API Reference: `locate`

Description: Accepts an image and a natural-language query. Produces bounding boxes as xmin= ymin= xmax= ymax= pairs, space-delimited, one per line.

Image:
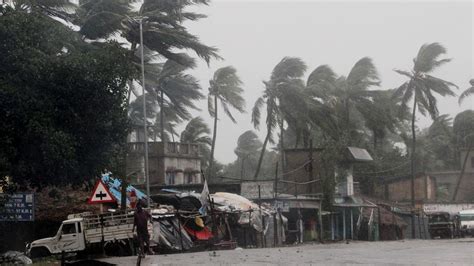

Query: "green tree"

xmin=0 ymin=10 xmax=134 ymax=187
xmin=147 ymin=57 xmax=203 ymax=141
xmin=252 ymin=57 xmax=307 ymax=179
xmin=207 ymin=66 xmax=245 ymax=181
xmin=393 ymin=43 xmax=457 ymax=222
xmin=452 ymin=110 xmax=474 ymax=200
xmin=76 ymin=0 xmax=220 ymax=105
xmin=459 ymin=79 xmax=474 ymax=104
xmin=234 ymin=130 xmax=262 ymax=180
xmin=180 ymin=117 xmax=212 ymax=169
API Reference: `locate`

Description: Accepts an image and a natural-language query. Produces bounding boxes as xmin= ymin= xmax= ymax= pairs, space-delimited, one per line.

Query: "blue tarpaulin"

xmin=101 ymin=173 xmax=149 ymax=208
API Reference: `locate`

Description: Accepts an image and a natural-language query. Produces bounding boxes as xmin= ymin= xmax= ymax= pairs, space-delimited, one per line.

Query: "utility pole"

xmin=308 ymin=139 xmax=313 ymax=194
xmin=139 ymin=18 xmax=151 ymax=207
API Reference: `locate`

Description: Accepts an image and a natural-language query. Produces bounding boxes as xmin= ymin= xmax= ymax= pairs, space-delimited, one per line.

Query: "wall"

xmin=375 ymin=175 xmax=436 ymax=203
xmin=126 ymin=141 xmax=202 ymax=186
xmin=283 ymin=149 xmax=323 ymax=196
xmin=429 ymin=171 xmax=474 ymax=202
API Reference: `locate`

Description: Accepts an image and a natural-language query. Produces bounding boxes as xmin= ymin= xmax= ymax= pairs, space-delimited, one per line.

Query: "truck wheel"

xmin=30 ymin=247 xmax=50 ymax=259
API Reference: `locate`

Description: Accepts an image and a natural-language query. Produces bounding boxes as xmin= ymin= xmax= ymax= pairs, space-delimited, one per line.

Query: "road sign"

xmin=88 ymin=179 xmax=116 ymax=204
xmin=274 ymin=200 xmax=290 ymax=212
xmin=0 ymin=193 xmax=35 ymax=221
xmin=241 ymin=181 xmax=274 ymax=200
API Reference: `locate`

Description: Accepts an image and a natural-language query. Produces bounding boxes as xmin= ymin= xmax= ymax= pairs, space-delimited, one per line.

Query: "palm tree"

xmin=180 ymin=117 xmax=212 ymax=169
xmin=76 ymin=0 xmax=220 ymax=106
xmin=235 ymin=130 xmax=262 ymax=180
xmin=304 ymin=58 xmax=381 ymax=146
xmin=147 ymin=56 xmax=203 ymax=141
xmin=10 ymin=0 xmax=75 ymax=20
xmin=393 ymin=42 xmax=457 ymax=235
xmin=459 ymin=79 xmax=474 ymax=104
xmin=252 ymin=57 xmax=307 ymax=179
xmin=207 ymin=66 xmax=245 ymax=181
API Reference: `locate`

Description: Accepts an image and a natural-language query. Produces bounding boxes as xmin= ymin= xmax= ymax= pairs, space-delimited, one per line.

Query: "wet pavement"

xmin=98 ymin=238 xmax=474 ymax=265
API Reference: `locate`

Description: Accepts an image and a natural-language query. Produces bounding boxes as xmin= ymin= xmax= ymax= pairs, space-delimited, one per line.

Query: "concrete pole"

xmin=350 ymin=208 xmax=354 ymax=240
xmin=139 ymin=18 xmax=151 ymax=207
xmin=342 ymin=209 xmax=346 ymax=240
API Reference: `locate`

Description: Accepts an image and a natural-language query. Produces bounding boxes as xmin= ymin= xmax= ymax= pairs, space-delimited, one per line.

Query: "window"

xmin=62 ymin=223 xmax=76 ymax=235
xmin=166 ymin=172 xmax=176 ymax=185
xmin=186 ymin=172 xmax=195 ymax=184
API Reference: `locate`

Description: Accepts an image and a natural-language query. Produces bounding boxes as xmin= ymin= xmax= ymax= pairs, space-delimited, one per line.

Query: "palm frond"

xmin=346 ymin=57 xmax=380 ymax=90
xmin=207 ymin=95 xmax=215 ymax=118
xmin=252 ymin=97 xmax=264 ymax=129
xmin=271 ymin=57 xmax=307 ymax=80
xmin=414 ymin=42 xmax=450 ymax=73
xmin=459 ymin=84 xmax=474 ymax=104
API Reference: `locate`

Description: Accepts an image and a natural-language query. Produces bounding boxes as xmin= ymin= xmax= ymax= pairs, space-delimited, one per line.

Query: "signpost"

xmin=88 ymin=179 xmax=116 ymax=213
xmin=0 ymin=193 xmax=35 ymax=221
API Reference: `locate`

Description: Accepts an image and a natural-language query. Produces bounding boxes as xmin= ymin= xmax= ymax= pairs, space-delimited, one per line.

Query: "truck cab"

xmin=27 ymin=218 xmax=86 ymax=258
xmin=459 ymin=209 xmax=474 ymax=236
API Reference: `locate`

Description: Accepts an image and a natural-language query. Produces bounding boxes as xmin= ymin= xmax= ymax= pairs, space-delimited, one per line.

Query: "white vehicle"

xmin=458 ymin=209 xmax=474 ymax=236
xmin=26 ymin=211 xmax=153 ymax=258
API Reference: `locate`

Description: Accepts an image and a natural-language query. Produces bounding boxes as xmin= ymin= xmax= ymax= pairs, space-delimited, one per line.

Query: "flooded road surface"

xmin=98 ymin=238 xmax=474 ymax=265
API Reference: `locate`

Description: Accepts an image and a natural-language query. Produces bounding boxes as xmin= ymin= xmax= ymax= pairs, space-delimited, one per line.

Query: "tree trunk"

xmin=280 ymin=119 xmax=285 ymax=170
xmin=208 ymin=95 xmax=218 ymax=182
xmin=160 ymin=89 xmax=165 ymax=142
xmin=452 ymin=143 xmax=473 ymax=201
xmin=254 ymin=129 xmax=271 ymax=180
xmin=410 ymin=97 xmax=417 ymax=238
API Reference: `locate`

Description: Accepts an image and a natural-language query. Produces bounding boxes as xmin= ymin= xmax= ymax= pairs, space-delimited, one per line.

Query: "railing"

xmin=127 ymin=142 xmax=201 ymax=157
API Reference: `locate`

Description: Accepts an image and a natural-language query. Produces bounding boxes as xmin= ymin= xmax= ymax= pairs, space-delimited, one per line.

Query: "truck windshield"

xmin=460 ymin=215 xmax=474 ymax=222
xmin=62 ymin=223 xmax=77 ymax=234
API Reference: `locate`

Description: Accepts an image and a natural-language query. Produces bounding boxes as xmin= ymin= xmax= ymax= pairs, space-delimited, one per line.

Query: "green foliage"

xmin=208 ymin=66 xmax=245 ymax=180
xmin=180 ymin=117 xmax=212 ymax=168
xmin=76 ymin=0 xmax=219 ymax=66
xmin=459 ymin=79 xmax=474 ymax=104
xmin=453 ymin=110 xmax=474 ymax=147
xmin=0 ymin=10 xmax=134 ymax=187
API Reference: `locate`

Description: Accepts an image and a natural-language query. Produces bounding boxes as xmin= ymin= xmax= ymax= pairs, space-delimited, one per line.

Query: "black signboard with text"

xmin=0 ymin=193 xmax=34 ymax=221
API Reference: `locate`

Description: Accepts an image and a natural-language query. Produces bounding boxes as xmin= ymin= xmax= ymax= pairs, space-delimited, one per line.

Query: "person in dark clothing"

xmin=133 ymin=200 xmax=153 ymax=256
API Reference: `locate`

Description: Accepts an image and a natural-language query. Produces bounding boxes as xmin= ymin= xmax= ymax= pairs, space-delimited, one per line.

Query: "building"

xmin=374 ymin=175 xmax=437 ymax=203
xmin=127 ymin=129 xmax=202 ymax=185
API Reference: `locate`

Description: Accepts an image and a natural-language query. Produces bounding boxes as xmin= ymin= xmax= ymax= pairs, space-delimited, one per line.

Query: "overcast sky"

xmin=183 ymin=0 xmax=473 ymax=164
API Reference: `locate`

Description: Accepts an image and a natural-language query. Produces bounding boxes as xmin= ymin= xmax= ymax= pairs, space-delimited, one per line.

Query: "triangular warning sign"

xmin=88 ymin=179 xmax=116 ymax=204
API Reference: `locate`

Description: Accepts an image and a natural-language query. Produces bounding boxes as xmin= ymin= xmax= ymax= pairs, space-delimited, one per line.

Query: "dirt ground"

xmin=98 ymin=238 xmax=474 ymax=265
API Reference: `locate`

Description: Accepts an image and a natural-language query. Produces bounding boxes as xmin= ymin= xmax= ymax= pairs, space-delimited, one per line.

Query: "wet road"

xmin=98 ymin=238 xmax=474 ymax=265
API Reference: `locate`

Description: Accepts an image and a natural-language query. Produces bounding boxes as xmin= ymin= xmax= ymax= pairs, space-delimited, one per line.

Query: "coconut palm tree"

xmin=207 ymin=66 xmax=245 ymax=181
xmin=393 ymin=42 xmax=457 ymax=235
xmin=252 ymin=57 xmax=307 ymax=179
xmin=180 ymin=117 xmax=212 ymax=169
xmin=76 ymin=0 xmax=220 ymax=107
xmin=10 ymin=0 xmax=75 ymax=20
xmin=459 ymin=79 xmax=474 ymax=104
xmin=77 ymin=0 xmax=219 ymax=65
xmin=146 ymin=56 xmax=203 ymax=141
xmin=304 ymin=58 xmax=381 ymax=146
xmin=235 ymin=130 xmax=262 ymax=180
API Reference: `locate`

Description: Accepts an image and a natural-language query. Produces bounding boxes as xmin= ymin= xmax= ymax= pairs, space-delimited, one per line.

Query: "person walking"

xmin=132 ymin=200 xmax=153 ymax=257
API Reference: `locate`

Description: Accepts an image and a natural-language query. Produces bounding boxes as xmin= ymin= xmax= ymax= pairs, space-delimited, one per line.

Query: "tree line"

xmin=0 ymin=1 xmax=473 ymax=193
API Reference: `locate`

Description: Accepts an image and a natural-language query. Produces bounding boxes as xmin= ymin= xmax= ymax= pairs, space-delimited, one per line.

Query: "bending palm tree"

xmin=208 ymin=66 xmax=245 ymax=181
xmin=393 ymin=42 xmax=457 ymax=236
xmin=180 ymin=117 xmax=212 ymax=169
xmin=252 ymin=57 xmax=307 ymax=179
xmin=459 ymin=79 xmax=474 ymax=104
xmin=149 ymin=56 xmax=203 ymax=141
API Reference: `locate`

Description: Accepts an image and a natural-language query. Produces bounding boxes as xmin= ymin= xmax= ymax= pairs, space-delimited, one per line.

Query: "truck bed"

xmin=80 ymin=211 xmax=144 ymax=244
